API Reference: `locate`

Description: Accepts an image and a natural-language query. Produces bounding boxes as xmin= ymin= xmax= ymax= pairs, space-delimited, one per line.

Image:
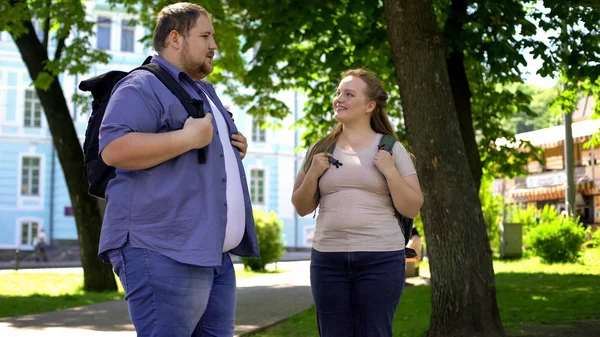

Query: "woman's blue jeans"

xmin=310 ymin=248 xmax=406 ymax=337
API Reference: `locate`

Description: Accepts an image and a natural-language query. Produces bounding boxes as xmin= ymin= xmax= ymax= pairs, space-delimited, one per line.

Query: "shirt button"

xmin=222 ymin=178 xmax=226 ymax=182
xmin=220 ymin=153 xmax=224 ymax=158
xmin=224 ymin=202 xmax=228 ymax=207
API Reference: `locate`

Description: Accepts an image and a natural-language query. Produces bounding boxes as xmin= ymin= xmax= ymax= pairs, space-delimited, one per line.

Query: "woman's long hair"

xmin=301 ymin=68 xmax=398 ymax=174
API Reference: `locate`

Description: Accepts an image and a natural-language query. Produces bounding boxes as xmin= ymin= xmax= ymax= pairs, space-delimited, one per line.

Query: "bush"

xmin=506 ymin=203 xmax=565 ymax=255
xmin=585 ymin=228 xmax=600 ymax=248
xmin=528 ymin=218 xmax=587 ymax=264
xmin=240 ymin=210 xmax=286 ymax=271
xmin=479 ymin=176 xmax=503 ymax=251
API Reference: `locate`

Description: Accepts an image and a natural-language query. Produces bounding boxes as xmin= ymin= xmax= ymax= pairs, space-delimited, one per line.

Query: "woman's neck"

xmin=340 ymin=122 xmax=376 ymax=147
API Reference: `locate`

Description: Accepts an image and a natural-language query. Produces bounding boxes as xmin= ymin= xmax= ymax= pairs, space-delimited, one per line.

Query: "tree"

xmin=383 ymin=1 xmax=504 ymax=335
xmin=501 ymin=84 xmax=563 ymax=134
xmin=0 ymin=0 xmax=116 ymax=291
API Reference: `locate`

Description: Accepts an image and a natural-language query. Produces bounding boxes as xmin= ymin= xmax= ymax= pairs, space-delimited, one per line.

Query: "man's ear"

xmin=167 ymin=30 xmax=182 ymax=50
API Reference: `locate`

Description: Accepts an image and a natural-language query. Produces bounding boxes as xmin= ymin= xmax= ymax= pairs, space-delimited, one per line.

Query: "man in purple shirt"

xmin=98 ymin=3 xmax=259 ymax=336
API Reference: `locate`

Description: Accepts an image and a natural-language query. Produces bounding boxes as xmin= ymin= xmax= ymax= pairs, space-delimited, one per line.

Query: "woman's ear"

xmin=366 ymin=101 xmax=376 ymax=114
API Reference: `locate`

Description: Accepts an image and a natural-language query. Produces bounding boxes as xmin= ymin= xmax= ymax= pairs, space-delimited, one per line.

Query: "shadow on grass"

xmin=248 ymin=273 xmax=600 ymax=337
xmin=496 ymin=272 xmax=600 ymax=329
xmin=0 ymin=292 xmax=127 ymax=331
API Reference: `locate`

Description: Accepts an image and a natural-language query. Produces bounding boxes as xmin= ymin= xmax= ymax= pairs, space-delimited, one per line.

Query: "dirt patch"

xmin=509 ymin=320 xmax=600 ymax=337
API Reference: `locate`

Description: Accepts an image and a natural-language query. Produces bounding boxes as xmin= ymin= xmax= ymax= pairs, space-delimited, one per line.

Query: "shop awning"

xmin=495 ymin=119 xmax=600 ymax=150
xmin=509 ymin=181 xmax=596 ymax=202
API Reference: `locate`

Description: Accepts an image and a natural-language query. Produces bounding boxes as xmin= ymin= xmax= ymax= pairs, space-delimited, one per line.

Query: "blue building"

xmin=0 ymin=2 xmax=316 ymax=259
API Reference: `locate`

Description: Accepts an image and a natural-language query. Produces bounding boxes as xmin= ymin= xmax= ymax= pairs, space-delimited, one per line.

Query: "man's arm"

xmin=99 ymin=75 xmax=213 ymax=170
xmin=103 ymin=115 xmax=213 ymax=170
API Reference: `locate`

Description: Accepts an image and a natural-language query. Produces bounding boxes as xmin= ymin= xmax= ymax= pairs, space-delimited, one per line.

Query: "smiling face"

xmin=180 ymin=15 xmax=217 ymax=80
xmin=332 ymin=76 xmax=375 ymax=124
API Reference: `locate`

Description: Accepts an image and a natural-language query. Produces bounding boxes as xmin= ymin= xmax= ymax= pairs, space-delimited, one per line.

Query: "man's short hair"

xmin=153 ymin=2 xmax=211 ymax=52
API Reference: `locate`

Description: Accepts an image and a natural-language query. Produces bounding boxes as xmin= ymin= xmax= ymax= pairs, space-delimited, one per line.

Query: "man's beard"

xmin=181 ymin=42 xmax=211 ymax=80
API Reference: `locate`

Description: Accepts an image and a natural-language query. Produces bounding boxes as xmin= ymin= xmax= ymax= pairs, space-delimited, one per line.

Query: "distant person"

xmin=34 ymin=228 xmax=48 ymax=262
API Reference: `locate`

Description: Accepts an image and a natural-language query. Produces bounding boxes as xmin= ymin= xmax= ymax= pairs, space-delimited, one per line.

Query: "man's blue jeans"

xmin=310 ymin=248 xmax=406 ymax=337
xmin=107 ymin=241 xmax=236 ymax=337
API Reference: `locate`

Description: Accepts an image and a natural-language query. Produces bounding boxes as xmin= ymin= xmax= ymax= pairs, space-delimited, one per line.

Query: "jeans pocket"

xmin=107 ymin=249 xmax=128 ymax=293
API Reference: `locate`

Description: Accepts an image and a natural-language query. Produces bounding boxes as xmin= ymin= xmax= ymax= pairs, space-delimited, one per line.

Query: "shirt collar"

xmin=150 ymin=54 xmax=194 ymax=83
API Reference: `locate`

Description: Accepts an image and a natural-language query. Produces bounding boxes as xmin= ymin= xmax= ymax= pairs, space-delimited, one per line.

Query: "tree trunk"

xmin=383 ymin=1 xmax=504 ymax=336
xmin=11 ymin=19 xmax=117 ymax=292
xmin=444 ymin=0 xmax=482 ymax=191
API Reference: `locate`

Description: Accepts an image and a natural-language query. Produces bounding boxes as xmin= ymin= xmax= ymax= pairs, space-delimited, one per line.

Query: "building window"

xmin=250 ymin=169 xmax=265 ymax=205
xmin=120 ymin=20 xmax=135 ymax=52
xmin=24 ymin=89 xmax=42 ymax=128
xmin=97 ymin=16 xmax=111 ymax=50
xmin=252 ymin=119 xmax=266 ymax=143
xmin=20 ymin=221 xmax=39 ymax=246
xmin=21 ymin=157 xmax=41 ymax=196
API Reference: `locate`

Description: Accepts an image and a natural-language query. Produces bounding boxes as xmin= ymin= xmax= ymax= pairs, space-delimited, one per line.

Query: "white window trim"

xmin=120 ymin=19 xmax=136 ymax=53
xmin=3 ymin=77 xmax=50 ymax=133
xmin=96 ymin=15 xmax=113 ymax=51
xmin=248 ymin=165 xmax=269 ymax=209
xmin=17 ymin=150 xmax=45 ymax=209
xmin=16 ymin=217 xmax=44 ymax=250
xmin=250 ymin=118 xmax=267 ymax=144
xmin=19 ymin=86 xmax=48 ymax=137
xmin=23 ymin=88 xmax=43 ymax=128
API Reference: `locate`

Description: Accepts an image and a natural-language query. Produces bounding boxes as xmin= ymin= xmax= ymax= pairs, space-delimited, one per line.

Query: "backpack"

xmin=78 ymin=56 xmax=206 ymax=200
xmin=325 ymin=134 xmax=418 ymax=258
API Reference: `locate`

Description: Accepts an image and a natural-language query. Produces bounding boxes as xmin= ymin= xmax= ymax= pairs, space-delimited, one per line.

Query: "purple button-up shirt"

xmin=98 ymin=55 xmax=259 ymax=266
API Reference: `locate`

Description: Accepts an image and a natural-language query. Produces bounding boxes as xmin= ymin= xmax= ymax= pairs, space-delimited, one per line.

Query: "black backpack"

xmin=325 ymin=134 xmax=417 ymax=258
xmin=79 ymin=57 xmax=206 ymax=199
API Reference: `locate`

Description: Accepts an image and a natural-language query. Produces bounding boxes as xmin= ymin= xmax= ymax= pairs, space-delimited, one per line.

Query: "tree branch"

xmin=42 ymin=0 xmax=50 ymax=52
xmin=54 ymin=32 xmax=66 ymax=61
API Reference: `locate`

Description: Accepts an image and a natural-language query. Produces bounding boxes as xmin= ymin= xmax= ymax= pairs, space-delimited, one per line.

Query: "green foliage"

xmin=479 ymin=176 xmax=503 ymax=251
xmin=240 ymin=210 xmax=285 ymax=272
xmin=108 ymin=0 xmax=245 ymax=87
xmin=501 ymin=84 xmax=563 ymax=134
xmin=112 ymin=1 xmax=600 ymax=183
xmin=0 ymin=0 xmax=110 ymax=90
xmin=506 ymin=203 xmax=568 ymax=256
xmin=413 ymin=213 xmax=425 ymax=247
xmin=528 ymin=218 xmax=587 ymax=264
xmin=585 ymin=229 xmax=600 ymax=248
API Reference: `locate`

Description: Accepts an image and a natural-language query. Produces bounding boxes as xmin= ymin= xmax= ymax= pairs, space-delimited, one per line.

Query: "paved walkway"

xmin=0 ymin=260 xmax=314 ymax=337
xmin=0 ymin=251 xmax=313 ymax=270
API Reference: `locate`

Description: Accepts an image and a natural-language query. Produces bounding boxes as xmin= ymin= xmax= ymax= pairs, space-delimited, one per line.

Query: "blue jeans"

xmin=310 ymin=248 xmax=406 ymax=337
xmin=107 ymin=241 xmax=236 ymax=337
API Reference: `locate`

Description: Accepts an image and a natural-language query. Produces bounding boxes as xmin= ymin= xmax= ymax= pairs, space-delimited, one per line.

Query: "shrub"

xmin=506 ymin=203 xmax=565 ymax=255
xmin=479 ymin=176 xmax=503 ymax=251
xmin=528 ymin=217 xmax=587 ymax=264
xmin=585 ymin=228 xmax=600 ymax=248
xmin=240 ymin=210 xmax=285 ymax=271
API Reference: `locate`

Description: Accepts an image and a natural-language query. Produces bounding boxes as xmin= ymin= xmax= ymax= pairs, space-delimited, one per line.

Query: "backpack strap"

xmin=377 ymin=134 xmax=418 ymax=258
xmin=378 ymin=134 xmax=396 ymax=153
xmin=136 ymin=63 xmax=207 ymax=164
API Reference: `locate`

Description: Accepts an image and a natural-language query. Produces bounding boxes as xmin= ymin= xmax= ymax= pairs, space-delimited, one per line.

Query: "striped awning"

xmin=509 ymin=181 xmax=596 ymax=202
xmin=495 ymin=119 xmax=600 ymax=150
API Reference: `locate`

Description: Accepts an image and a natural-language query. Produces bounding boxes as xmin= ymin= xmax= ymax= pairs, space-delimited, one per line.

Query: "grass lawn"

xmin=0 ymin=271 xmax=124 ymax=318
xmin=0 ymin=263 xmax=287 ymax=318
xmin=249 ymin=248 xmax=600 ymax=337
